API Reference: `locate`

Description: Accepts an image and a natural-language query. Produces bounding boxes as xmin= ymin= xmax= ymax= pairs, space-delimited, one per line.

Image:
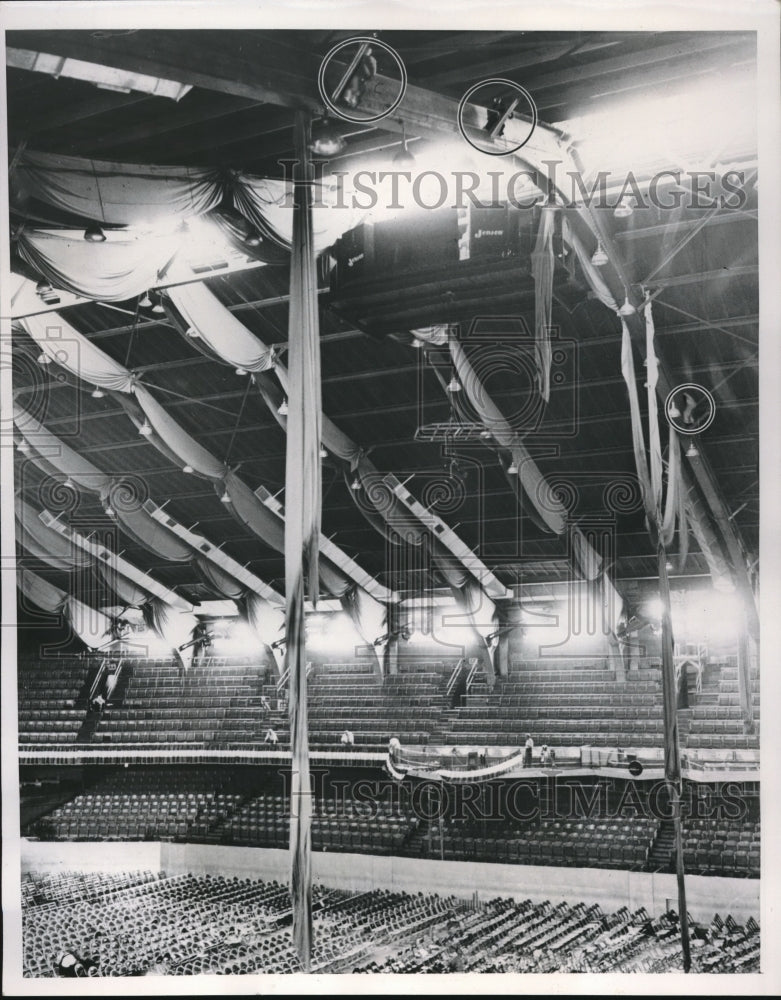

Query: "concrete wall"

xmin=21 ymin=839 xmax=759 ymax=923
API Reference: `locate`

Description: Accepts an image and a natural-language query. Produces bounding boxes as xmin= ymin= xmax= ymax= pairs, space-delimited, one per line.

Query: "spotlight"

xmin=139 ymin=292 xmax=152 ymax=308
xmin=138 ymin=420 xmax=153 ymax=437
xmin=614 ymin=198 xmax=634 ymax=219
xmin=310 ymin=117 xmax=346 ymax=157
xmin=447 ymin=376 xmax=462 ymax=393
xmin=277 ymin=399 xmax=289 ymax=416
xmin=37 ymin=352 xmax=51 ymax=365
xmin=685 ymin=442 xmax=699 ymax=458
xmin=91 ymin=387 xmax=105 ymax=399
xmin=618 ymin=296 xmax=636 ymax=317
xmin=84 ymin=223 xmax=107 ymax=243
xmin=591 ymin=242 xmax=608 ymax=266
xmin=220 ymin=489 xmax=232 ymax=504
xmin=182 ymin=464 xmax=194 ymax=474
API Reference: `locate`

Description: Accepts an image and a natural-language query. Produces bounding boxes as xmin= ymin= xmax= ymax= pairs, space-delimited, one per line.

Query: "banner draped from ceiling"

xmin=530 ymin=206 xmax=555 ymax=403
xmin=17 ymin=568 xmax=115 ymax=650
xmin=16 ymin=228 xmax=180 ymax=302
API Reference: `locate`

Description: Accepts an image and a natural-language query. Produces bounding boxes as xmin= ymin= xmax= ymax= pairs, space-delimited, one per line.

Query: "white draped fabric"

xmin=66 ymin=596 xmax=114 ymax=650
xmin=17 ymin=569 xmax=68 ymax=614
xmin=16 ymin=150 xmax=223 ymax=224
xmin=19 ymin=311 xmax=134 ymax=392
xmin=13 ymin=401 xmax=111 ymax=494
xmin=166 ymin=283 xmax=276 ymax=374
xmin=243 ymin=592 xmax=286 ymax=674
xmin=15 ymin=496 xmax=91 ymax=569
xmin=449 ymin=338 xmax=568 ymax=535
xmin=133 ymin=384 xmax=228 ymax=480
xmin=16 ymin=228 xmax=179 ymax=302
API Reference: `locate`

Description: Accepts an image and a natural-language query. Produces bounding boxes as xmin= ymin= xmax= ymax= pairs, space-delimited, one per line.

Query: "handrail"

xmin=276 ymin=666 xmax=290 ymax=693
xmin=465 ymin=657 xmax=480 ymax=693
xmin=445 ymin=658 xmax=465 ymax=697
xmin=88 ymin=658 xmax=108 ymax=702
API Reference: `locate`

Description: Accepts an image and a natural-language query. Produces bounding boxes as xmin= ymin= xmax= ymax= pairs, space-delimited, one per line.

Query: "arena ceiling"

xmin=7 ymin=29 xmax=758 ymax=613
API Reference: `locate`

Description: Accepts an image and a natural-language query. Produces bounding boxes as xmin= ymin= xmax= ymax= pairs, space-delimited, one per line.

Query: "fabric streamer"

xmin=284 ymin=113 xmax=318 ymax=972
xmin=530 ymin=206 xmax=555 ymax=402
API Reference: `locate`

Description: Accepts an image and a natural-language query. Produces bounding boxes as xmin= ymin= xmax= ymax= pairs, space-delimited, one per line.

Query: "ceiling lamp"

xmin=235 ymin=367 xmax=248 ymax=376
xmin=507 ymin=459 xmax=519 ymax=475
xmin=614 ymin=198 xmax=634 ymax=219
xmin=37 ymin=352 xmax=51 ymax=365
xmin=182 ymin=464 xmax=194 ymax=474
xmin=685 ymin=442 xmax=699 ymax=458
xmin=104 ymin=505 xmax=116 ymax=518
xmin=139 ymin=292 xmax=152 ymax=308
xmin=84 ymin=223 xmax=107 ymax=243
xmin=350 ymin=476 xmax=361 ymax=491
xmin=393 ymin=123 xmax=416 ymax=168
xmin=91 ymin=387 xmax=105 ymax=399
xmin=591 ymin=241 xmax=608 ymax=266
xmin=411 ymin=337 xmax=425 ymax=349
xmin=480 ymin=429 xmax=492 ymax=439
xmin=277 ymin=398 xmax=289 ymax=416
xmin=151 ymin=298 xmax=166 ymax=314
xmin=17 ymin=440 xmax=30 ymax=454
xmin=243 ymin=231 xmax=262 ymax=248
xmin=617 ymin=296 xmax=636 ymax=317
xmin=220 ymin=489 xmax=232 ymax=504
xmin=319 ymin=446 xmax=328 ymax=458
xmin=447 ymin=375 xmax=462 ymax=393
xmin=63 ymin=478 xmax=75 ymax=491
xmin=667 ymin=401 xmax=681 ymax=420
xmin=310 ymin=116 xmax=346 ymax=157
xmin=186 ymin=326 xmax=199 ymax=339
xmin=35 ymin=279 xmax=53 ymax=296
xmin=138 ymin=419 xmax=153 ymax=437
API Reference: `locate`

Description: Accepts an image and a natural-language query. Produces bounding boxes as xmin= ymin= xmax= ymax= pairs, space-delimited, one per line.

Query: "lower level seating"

xmin=21 ymin=869 xmax=760 ymax=976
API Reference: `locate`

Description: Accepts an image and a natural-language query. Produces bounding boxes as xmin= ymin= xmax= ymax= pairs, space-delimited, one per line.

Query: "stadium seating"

xmin=17 ymin=657 xmax=93 ymax=746
xmin=686 ymin=662 xmax=760 ymax=751
xmin=20 ymin=869 xmax=760 ymax=977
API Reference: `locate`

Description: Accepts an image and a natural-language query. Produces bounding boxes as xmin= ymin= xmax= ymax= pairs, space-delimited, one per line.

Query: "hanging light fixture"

xmin=310 ymin=116 xmax=346 ymax=157
xmin=447 ymin=375 xmax=462 ymax=393
xmin=104 ymin=505 xmax=116 ymax=519
xmin=235 ymin=367 xmax=248 ymax=376
xmin=507 ymin=460 xmax=519 ymax=475
xmin=277 ymin=398 xmax=289 ymax=416
xmin=617 ymin=296 xmax=636 ymax=317
xmin=393 ymin=122 xmax=416 ymax=168
xmin=138 ymin=420 xmax=153 ymax=437
xmin=220 ymin=489 xmax=232 ymax=504
xmin=480 ymin=429 xmax=492 ymax=439
xmin=614 ymin=197 xmax=634 ymax=218
xmin=243 ymin=230 xmax=262 ymax=248
xmin=17 ymin=440 xmax=30 ymax=454
xmin=84 ymin=223 xmax=107 ymax=243
xmin=151 ymin=297 xmax=166 ymax=314
xmin=411 ymin=337 xmax=425 ymax=349
xmin=186 ymin=326 xmax=199 ymax=339
xmin=91 ymin=386 xmax=105 ymax=399
xmin=319 ymin=446 xmax=328 ymax=458
xmin=591 ymin=241 xmax=608 ymax=266
xmin=63 ymin=477 xmax=75 ymax=491
xmin=667 ymin=400 xmax=681 ymax=420
xmin=139 ymin=292 xmax=152 ymax=308
xmin=36 ymin=352 xmax=51 ymax=365
xmin=35 ymin=279 xmax=53 ymax=297
xmin=350 ymin=476 xmax=361 ymax=491
xmin=685 ymin=442 xmax=699 ymax=458
xmin=182 ymin=464 xmax=194 ymax=474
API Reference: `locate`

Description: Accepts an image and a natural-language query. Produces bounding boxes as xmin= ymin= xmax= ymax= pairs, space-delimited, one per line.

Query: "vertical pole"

xmin=658 ymin=546 xmax=691 ymax=972
xmin=737 ymin=603 xmax=755 ymax=733
xmin=285 ymin=109 xmax=321 ymax=974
